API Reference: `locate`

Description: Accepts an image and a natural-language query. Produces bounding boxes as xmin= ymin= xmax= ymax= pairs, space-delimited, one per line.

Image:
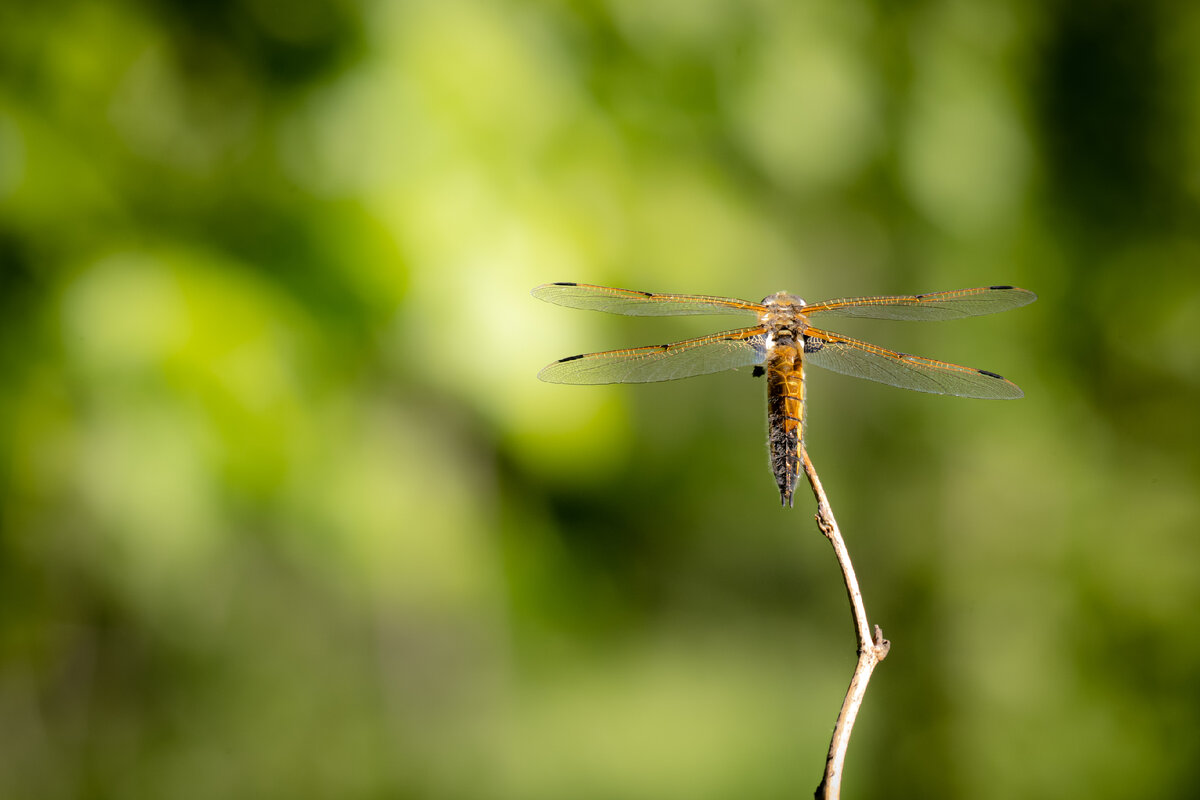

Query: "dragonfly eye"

xmin=762 ymin=291 xmax=806 ymax=308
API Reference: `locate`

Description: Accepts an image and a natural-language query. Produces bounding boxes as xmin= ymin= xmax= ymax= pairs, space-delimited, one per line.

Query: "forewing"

xmin=803 ymin=286 xmax=1037 ymax=321
xmin=532 ymin=283 xmax=763 ymax=317
xmin=803 ymin=329 xmax=1023 ymax=398
xmin=538 ymin=328 xmax=766 ymax=384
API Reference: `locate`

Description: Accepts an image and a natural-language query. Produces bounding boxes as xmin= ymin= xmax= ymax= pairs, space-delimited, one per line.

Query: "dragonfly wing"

xmin=532 ymin=283 xmax=763 ymax=317
xmin=803 ymin=329 xmax=1024 ymax=398
xmin=803 ymin=286 xmax=1037 ymax=321
xmin=539 ymin=328 xmax=767 ymax=384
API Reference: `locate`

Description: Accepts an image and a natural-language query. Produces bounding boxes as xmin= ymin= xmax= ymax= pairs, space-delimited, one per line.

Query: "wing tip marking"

xmin=558 ymin=354 xmax=585 ymax=363
xmin=988 ymin=284 xmax=1014 ymax=290
xmin=978 ymin=369 xmax=1005 ymax=380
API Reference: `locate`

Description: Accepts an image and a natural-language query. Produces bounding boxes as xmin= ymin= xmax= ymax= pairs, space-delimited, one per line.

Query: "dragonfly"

xmin=533 ymin=282 xmax=1037 ymax=507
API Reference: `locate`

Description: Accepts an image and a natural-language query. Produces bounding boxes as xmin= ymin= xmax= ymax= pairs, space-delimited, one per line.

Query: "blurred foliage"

xmin=2 ymin=0 xmax=1199 ymax=798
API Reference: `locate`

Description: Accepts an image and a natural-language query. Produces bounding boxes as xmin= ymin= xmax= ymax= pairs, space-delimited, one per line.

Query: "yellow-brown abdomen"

xmin=765 ymin=346 xmax=805 ymax=506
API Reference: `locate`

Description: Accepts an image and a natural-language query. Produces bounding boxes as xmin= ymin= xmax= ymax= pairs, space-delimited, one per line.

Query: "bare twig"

xmin=801 ymin=448 xmax=891 ymax=800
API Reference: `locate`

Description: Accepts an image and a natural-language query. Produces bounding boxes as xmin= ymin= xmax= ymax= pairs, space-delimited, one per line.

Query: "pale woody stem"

xmin=801 ymin=448 xmax=891 ymax=800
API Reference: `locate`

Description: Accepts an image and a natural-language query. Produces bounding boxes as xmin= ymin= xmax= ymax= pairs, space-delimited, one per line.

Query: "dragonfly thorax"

xmin=759 ymin=292 xmax=811 ymax=347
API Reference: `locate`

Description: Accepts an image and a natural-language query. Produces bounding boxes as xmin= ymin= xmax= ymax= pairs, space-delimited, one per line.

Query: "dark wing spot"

xmin=638 ymin=290 xmax=655 ymax=297
xmin=752 ymin=365 xmax=765 ymax=377
xmin=559 ymin=354 xmax=585 ymax=363
xmin=989 ymin=285 xmax=1013 ymax=290
xmin=803 ymin=337 xmax=824 ymax=354
xmin=658 ymin=344 xmax=669 ymax=351
xmin=552 ymin=282 xmax=577 ymax=286
xmin=915 ymin=293 xmax=928 ymax=300
xmin=978 ymin=369 xmax=1005 ymax=379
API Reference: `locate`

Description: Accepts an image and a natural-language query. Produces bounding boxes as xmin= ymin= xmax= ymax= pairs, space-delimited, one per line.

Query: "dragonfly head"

xmin=762 ymin=291 xmax=806 ymax=309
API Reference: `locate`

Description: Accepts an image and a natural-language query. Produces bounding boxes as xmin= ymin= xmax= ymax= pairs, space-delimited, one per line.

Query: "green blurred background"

xmin=2 ymin=0 xmax=1199 ymax=797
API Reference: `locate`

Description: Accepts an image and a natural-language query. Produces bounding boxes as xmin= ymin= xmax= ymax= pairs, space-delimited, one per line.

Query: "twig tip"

xmin=872 ymin=625 xmax=891 ymax=659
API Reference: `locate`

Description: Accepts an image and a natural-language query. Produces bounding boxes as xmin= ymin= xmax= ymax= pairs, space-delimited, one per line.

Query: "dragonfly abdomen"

xmin=765 ymin=345 xmax=805 ymax=507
